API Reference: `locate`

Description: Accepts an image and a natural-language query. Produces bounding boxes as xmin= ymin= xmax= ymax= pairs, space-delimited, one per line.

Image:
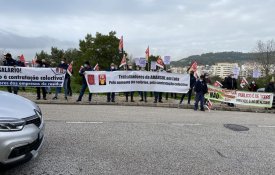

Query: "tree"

xmin=254 ymin=40 xmax=275 ymax=76
xmin=78 ymin=31 xmax=122 ymax=70
xmin=36 ymin=50 xmax=51 ymax=62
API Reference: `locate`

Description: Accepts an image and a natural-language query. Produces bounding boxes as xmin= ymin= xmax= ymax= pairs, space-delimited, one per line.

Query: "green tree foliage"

xmin=78 ymin=31 xmax=122 ymax=70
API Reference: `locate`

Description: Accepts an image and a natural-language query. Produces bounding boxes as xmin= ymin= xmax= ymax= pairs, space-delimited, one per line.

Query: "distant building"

xmin=210 ymin=63 xmax=239 ymax=78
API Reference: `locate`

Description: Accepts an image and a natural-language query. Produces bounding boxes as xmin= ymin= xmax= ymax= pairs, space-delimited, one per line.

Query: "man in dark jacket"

xmin=35 ymin=59 xmax=48 ymax=100
xmin=76 ymin=61 xmax=93 ymax=102
xmin=180 ymin=71 xmax=196 ymax=104
xmin=265 ymin=78 xmax=275 ymax=109
xmin=125 ymin=64 xmax=135 ymax=102
xmin=225 ymin=74 xmax=237 ymax=107
xmin=53 ymin=59 xmax=69 ymax=100
xmin=194 ymin=75 xmax=208 ymax=111
xmin=3 ymin=53 xmax=18 ymax=94
xmin=107 ymin=63 xmax=116 ymax=102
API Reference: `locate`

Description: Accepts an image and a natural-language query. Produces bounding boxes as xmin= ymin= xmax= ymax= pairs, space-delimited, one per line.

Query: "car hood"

xmin=0 ymin=91 xmax=39 ymax=119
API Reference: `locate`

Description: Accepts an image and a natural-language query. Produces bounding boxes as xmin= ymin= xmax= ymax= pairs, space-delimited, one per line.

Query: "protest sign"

xmin=0 ymin=66 xmax=66 ymax=87
xmin=205 ymin=85 xmax=274 ymax=108
xmin=85 ymin=71 xmax=190 ymax=93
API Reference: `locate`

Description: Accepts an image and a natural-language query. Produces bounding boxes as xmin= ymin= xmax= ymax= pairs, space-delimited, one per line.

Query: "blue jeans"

xmin=55 ymin=77 xmax=69 ymax=98
xmin=194 ymin=92 xmax=205 ymax=110
xmin=77 ymin=83 xmax=92 ymax=101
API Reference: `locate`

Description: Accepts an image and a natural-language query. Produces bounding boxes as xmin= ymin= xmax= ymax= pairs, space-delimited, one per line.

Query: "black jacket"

xmin=194 ymin=80 xmax=208 ymax=94
xmin=225 ymin=76 xmax=237 ymax=90
xmin=4 ymin=58 xmax=17 ymax=66
xmin=79 ymin=66 xmax=93 ymax=84
xmin=265 ymin=83 xmax=275 ymax=93
xmin=190 ymin=74 xmax=196 ymax=89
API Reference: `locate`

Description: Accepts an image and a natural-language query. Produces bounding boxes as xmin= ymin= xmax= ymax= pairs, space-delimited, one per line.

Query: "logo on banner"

xmin=87 ymin=75 xmax=95 ymax=85
xmin=99 ymin=74 xmax=106 ymax=85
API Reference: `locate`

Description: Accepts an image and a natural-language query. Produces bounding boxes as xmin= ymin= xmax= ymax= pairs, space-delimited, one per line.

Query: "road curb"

xmin=34 ymin=101 xmax=275 ymax=114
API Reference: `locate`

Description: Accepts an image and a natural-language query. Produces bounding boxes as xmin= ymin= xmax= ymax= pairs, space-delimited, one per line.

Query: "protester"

xmin=53 ymin=59 xmax=69 ymax=100
xmin=194 ymin=75 xmax=208 ymax=111
xmin=3 ymin=53 xmax=18 ymax=94
xmin=107 ymin=63 xmax=116 ymax=102
xmin=165 ymin=69 xmax=177 ymax=100
xmin=225 ymin=73 xmax=237 ymax=107
xmin=265 ymin=78 xmax=275 ymax=93
xmin=179 ymin=70 xmax=196 ymax=104
xmin=76 ymin=61 xmax=93 ymax=102
xmin=138 ymin=66 xmax=147 ymax=102
xmin=265 ymin=77 xmax=275 ymax=109
xmin=16 ymin=56 xmax=26 ymax=92
xmin=153 ymin=67 xmax=163 ymax=103
xmin=248 ymin=81 xmax=258 ymax=92
xmin=35 ymin=59 xmax=47 ymax=100
xmin=124 ymin=64 xmax=135 ymax=102
xmin=203 ymin=73 xmax=212 ymax=84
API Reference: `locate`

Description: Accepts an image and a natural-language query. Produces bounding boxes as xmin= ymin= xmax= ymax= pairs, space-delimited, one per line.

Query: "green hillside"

xmin=171 ymin=52 xmax=254 ymax=67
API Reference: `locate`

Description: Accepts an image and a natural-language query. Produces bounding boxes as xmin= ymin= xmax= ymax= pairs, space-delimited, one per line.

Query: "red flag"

xmin=119 ymin=36 xmax=123 ymax=53
xmin=190 ymin=61 xmax=198 ymax=72
xmin=67 ymin=61 xmax=73 ymax=76
xmin=145 ymin=46 xmax=150 ymax=60
xmin=213 ymin=81 xmax=223 ymax=88
xmin=32 ymin=56 xmax=37 ymax=67
xmin=156 ymin=56 xmax=164 ymax=69
xmin=119 ymin=55 xmax=127 ymax=68
xmin=93 ymin=63 xmax=99 ymax=71
xmin=20 ymin=54 xmax=26 ymax=66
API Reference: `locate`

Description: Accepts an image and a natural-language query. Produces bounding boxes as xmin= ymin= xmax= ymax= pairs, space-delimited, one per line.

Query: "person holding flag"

xmin=154 ymin=57 xmax=165 ymax=103
xmin=53 ymin=59 xmax=70 ymax=100
xmin=180 ymin=70 xmax=196 ymax=105
xmin=76 ymin=61 xmax=93 ymax=102
xmin=194 ymin=75 xmax=208 ymax=111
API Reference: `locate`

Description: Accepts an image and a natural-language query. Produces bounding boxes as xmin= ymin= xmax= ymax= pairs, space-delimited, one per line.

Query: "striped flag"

xmin=93 ymin=63 xmax=99 ymax=71
xmin=145 ymin=46 xmax=150 ymax=61
xmin=240 ymin=77 xmax=249 ymax=88
xmin=119 ymin=55 xmax=127 ymax=68
xmin=67 ymin=61 xmax=73 ymax=76
xmin=119 ymin=36 xmax=123 ymax=53
xmin=156 ymin=56 xmax=164 ymax=69
xmin=214 ymin=81 xmax=223 ymax=88
xmin=205 ymin=99 xmax=213 ymax=112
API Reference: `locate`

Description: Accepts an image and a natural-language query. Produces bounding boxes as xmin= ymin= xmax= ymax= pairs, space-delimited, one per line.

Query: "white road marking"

xmin=66 ymin=121 xmax=104 ymax=124
xmin=257 ymin=125 xmax=275 ymax=128
xmin=171 ymin=123 xmax=202 ymax=126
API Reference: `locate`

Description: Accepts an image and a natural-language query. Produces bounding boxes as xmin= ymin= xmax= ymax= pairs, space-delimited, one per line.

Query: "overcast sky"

xmin=0 ymin=0 xmax=274 ymax=61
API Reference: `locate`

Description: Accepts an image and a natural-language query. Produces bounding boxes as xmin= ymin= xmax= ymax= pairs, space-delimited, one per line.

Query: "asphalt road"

xmin=2 ymin=104 xmax=275 ymax=175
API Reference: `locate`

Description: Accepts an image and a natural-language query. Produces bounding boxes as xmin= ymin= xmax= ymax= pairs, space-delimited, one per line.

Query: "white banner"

xmin=85 ymin=71 xmax=190 ymax=93
xmin=0 ymin=66 xmax=66 ymax=87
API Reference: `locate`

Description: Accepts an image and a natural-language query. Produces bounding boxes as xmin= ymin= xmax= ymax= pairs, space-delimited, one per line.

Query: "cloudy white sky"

xmin=0 ymin=0 xmax=274 ymax=61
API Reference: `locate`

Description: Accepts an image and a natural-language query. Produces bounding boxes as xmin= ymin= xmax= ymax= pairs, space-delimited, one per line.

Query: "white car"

xmin=0 ymin=91 xmax=45 ymax=166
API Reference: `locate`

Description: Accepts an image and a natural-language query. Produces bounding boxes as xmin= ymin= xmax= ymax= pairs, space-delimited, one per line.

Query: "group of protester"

xmin=2 ymin=53 xmax=72 ymax=100
xmin=2 ymin=53 xmax=275 ymax=111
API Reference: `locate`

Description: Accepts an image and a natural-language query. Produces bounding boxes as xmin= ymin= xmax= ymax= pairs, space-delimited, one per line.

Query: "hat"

xmin=4 ymin=53 xmax=11 ymax=57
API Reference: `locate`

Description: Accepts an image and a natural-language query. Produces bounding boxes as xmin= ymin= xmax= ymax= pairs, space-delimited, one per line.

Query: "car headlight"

xmin=0 ymin=119 xmax=26 ymax=132
xmin=34 ymin=109 xmax=42 ymax=119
